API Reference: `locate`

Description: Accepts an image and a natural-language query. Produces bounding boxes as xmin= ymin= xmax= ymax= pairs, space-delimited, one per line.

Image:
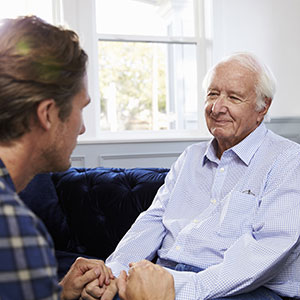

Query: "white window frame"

xmin=61 ymin=0 xmax=212 ymax=142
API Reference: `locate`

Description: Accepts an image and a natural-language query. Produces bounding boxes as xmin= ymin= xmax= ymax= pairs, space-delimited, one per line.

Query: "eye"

xmin=229 ymin=95 xmax=243 ymax=103
xmin=206 ymin=91 xmax=219 ymax=99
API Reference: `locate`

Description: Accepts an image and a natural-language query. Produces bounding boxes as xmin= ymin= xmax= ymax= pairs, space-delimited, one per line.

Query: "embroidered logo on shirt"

xmin=242 ymin=189 xmax=255 ymax=196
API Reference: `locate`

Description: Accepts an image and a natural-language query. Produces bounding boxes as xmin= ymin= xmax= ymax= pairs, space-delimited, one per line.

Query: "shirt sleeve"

xmin=106 ymin=150 xmax=187 ymax=276
xmin=166 ymin=153 xmax=300 ymax=300
xmin=0 ymin=195 xmax=61 ymax=299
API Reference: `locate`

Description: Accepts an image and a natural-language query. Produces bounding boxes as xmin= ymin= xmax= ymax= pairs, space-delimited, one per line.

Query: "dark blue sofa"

xmin=19 ymin=167 xmax=169 ymax=279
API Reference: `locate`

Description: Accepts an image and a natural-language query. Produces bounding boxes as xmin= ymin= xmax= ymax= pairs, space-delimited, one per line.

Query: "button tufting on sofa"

xmin=20 ymin=167 xmax=169 ymax=279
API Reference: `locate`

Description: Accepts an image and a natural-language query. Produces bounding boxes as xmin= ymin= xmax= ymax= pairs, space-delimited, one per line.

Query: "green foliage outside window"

xmin=98 ymin=41 xmax=167 ymax=131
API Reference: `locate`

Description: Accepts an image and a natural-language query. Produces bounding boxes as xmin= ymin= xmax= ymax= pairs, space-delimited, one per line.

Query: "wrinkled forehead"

xmin=209 ymin=60 xmax=258 ymax=92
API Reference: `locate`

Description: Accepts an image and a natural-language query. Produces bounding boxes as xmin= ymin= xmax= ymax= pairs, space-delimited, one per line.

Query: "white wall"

xmin=211 ymin=0 xmax=300 ymax=118
xmin=71 ymin=139 xmax=202 ymax=168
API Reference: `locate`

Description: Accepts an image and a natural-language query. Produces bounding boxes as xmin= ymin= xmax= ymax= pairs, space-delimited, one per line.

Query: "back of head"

xmin=202 ymin=52 xmax=277 ymax=111
xmin=0 ymin=16 xmax=88 ymax=142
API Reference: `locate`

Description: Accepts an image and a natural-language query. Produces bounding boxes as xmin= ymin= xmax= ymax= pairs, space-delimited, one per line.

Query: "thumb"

xmin=117 ymin=271 xmax=127 ymax=299
xmin=78 ymin=267 xmax=101 ymax=287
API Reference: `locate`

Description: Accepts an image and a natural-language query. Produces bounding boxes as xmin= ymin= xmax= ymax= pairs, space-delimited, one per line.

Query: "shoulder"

xmin=171 ymin=141 xmax=209 ymax=167
xmin=169 ymin=141 xmax=209 ymax=175
xmin=256 ymin=130 xmax=300 ymax=177
xmin=265 ymin=130 xmax=300 ymax=155
xmin=183 ymin=140 xmax=210 ymax=156
xmin=0 ymin=189 xmax=53 ymax=243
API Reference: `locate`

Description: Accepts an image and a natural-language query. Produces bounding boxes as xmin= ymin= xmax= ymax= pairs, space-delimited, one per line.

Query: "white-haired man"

xmin=83 ymin=53 xmax=300 ymax=300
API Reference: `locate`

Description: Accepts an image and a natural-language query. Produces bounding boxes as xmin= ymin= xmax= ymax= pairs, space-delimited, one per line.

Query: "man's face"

xmin=44 ymin=75 xmax=90 ymax=172
xmin=204 ymin=61 xmax=268 ymax=154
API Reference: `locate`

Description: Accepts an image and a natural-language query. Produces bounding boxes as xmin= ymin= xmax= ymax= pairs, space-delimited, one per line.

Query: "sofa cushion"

xmin=19 ymin=173 xmax=72 ymax=251
xmin=52 ymin=167 xmax=169 ymax=259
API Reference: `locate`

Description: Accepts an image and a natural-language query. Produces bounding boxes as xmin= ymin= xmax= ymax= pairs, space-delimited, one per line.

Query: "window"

xmin=1 ymin=0 xmax=211 ymax=141
xmin=93 ymin=0 xmax=210 ymax=140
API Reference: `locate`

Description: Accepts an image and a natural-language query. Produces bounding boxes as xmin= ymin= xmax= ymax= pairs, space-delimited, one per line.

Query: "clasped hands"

xmin=80 ymin=259 xmax=175 ymax=300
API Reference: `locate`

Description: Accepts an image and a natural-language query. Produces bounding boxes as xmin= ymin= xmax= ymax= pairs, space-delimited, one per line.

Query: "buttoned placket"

xmin=210 ymin=153 xmax=232 ymax=205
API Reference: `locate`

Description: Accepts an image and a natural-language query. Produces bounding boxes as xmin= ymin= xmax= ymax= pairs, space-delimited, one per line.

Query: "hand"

xmin=80 ymin=278 xmax=105 ymax=300
xmin=80 ymin=278 xmax=118 ymax=300
xmin=59 ymin=257 xmax=114 ymax=300
xmin=100 ymin=279 xmax=118 ymax=300
xmin=117 ymin=260 xmax=175 ymax=300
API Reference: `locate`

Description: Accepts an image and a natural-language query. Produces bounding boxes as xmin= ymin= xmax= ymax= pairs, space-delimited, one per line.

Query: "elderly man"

xmin=83 ymin=53 xmax=300 ymax=300
xmin=0 ymin=16 xmax=174 ymax=300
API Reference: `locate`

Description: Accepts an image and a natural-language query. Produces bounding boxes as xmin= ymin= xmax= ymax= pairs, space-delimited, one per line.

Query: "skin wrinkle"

xmin=204 ymin=61 xmax=270 ymax=158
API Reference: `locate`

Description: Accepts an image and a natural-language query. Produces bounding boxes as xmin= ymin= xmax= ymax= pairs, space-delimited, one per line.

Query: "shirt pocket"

xmin=217 ymin=191 xmax=256 ymax=238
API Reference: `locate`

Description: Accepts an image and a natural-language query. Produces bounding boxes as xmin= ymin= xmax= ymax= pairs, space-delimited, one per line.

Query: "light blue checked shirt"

xmin=106 ymin=123 xmax=300 ymax=299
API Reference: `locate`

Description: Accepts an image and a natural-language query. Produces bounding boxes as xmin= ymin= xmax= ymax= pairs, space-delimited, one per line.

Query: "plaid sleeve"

xmin=0 ymin=189 xmax=61 ymax=299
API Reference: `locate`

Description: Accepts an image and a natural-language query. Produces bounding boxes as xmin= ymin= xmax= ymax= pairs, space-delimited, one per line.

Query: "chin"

xmin=50 ymin=159 xmax=72 ymax=173
xmin=60 ymin=160 xmax=72 ymax=172
xmin=211 ymin=128 xmax=228 ymax=138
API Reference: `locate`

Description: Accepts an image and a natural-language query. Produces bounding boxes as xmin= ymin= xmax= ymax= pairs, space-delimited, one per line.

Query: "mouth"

xmin=212 ymin=118 xmax=230 ymax=126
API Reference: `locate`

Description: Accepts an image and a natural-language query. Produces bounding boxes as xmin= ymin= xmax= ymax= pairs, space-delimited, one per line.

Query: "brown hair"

xmin=0 ymin=16 xmax=88 ymax=142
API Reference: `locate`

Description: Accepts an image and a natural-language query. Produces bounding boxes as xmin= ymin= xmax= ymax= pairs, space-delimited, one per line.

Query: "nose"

xmin=79 ymin=122 xmax=86 ymax=135
xmin=211 ymin=95 xmax=227 ymax=114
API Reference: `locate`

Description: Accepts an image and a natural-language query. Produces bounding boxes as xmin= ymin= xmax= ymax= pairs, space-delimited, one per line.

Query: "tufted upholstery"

xmin=20 ymin=167 xmax=169 ymax=278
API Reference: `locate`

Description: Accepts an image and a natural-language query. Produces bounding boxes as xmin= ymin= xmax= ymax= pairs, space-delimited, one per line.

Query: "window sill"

xmin=77 ymin=130 xmax=211 ymax=144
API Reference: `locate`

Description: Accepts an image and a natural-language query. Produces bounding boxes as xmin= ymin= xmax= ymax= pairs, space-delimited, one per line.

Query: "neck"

xmin=215 ymin=141 xmax=229 ymax=159
xmin=0 ymin=136 xmax=39 ymax=193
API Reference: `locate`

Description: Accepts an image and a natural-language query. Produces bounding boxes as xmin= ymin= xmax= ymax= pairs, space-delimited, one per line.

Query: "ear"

xmin=257 ymin=97 xmax=272 ymax=123
xmin=36 ymin=99 xmax=57 ymax=131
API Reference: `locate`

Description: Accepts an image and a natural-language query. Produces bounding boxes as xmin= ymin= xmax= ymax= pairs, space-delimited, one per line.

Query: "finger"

xmin=75 ymin=257 xmax=104 ymax=274
xmin=103 ymin=265 xmax=111 ymax=285
xmin=81 ymin=288 xmax=100 ymax=300
xmin=98 ymin=264 xmax=110 ymax=286
xmin=97 ymin=262 xmax=114 ymax=286
xmin=102 ymin=265 xmax=114 ymax=285
xmin=84 ymin=278 xmax=104 ymax=298
xmin=117 ymin=270 xmax=127 ymax=299
xmin=77 ymin=267 xmax=101 ymax=288
xmin=108 ymin=267 xmax=115 ymax=280
xmin=128 ymin=262 xmax=137 ymax=276
xmin=101 ymin=289 xmax=117 ymax=300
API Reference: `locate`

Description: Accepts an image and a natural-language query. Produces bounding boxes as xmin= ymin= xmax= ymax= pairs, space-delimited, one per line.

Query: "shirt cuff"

xmin=105 ymin=261 xmax=130 ymax=277
xmin=164 ymin=267 xmax=207 ymax=300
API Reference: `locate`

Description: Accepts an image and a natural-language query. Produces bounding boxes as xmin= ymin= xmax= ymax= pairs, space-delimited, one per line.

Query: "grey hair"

xmin=202 ymin=52 xmax=277 ymax=111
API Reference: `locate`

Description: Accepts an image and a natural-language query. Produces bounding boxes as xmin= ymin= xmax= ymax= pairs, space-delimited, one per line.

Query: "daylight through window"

xmin=96 ymin=0 xmax=200 ymax=134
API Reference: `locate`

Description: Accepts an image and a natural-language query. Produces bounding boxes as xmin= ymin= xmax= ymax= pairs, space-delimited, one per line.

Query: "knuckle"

xmin=85 ymin=285 xmax=93 ymax=293
xmin=76 ymin=256 xmax=84 ymax=262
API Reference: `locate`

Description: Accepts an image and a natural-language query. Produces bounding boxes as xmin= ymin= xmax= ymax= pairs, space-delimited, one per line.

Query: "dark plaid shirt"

xmin=0 ymin=159 xmax=61 ymax=299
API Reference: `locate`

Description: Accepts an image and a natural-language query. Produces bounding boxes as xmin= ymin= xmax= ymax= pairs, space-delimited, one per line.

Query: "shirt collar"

xmin=203 ymin=139 xmax=219 ymax=165
xmin=0 ymin=158 xmax=16 ymax=192
xmin=203 ymin=123 xmax=268 ymax=166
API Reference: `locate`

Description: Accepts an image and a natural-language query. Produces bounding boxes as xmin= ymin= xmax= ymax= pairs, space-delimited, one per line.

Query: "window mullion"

xmin=97 ymin=34 xmax=197 ymax=45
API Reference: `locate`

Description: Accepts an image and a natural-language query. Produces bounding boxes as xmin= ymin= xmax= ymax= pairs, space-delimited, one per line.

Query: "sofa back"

xmin=20 ymin=167 xmax=169 ymax=260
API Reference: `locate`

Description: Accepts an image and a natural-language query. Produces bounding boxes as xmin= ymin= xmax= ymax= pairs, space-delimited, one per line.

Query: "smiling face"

xmin=204 ymin=60 xmax=270 ymax=158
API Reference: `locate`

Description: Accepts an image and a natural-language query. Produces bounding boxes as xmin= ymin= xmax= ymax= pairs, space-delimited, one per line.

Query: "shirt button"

xmin=220 ymin=167 xmax=225 ymax=172
xmin=176 ymin=246 xmax=181 ymax=250
xmin=210 ymin=198 xmax=217 ymax=204
xmin=0 ymin=181 xmax=5 ymax=190
xmin=193 ymin=219 xmax=199 ymax=223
